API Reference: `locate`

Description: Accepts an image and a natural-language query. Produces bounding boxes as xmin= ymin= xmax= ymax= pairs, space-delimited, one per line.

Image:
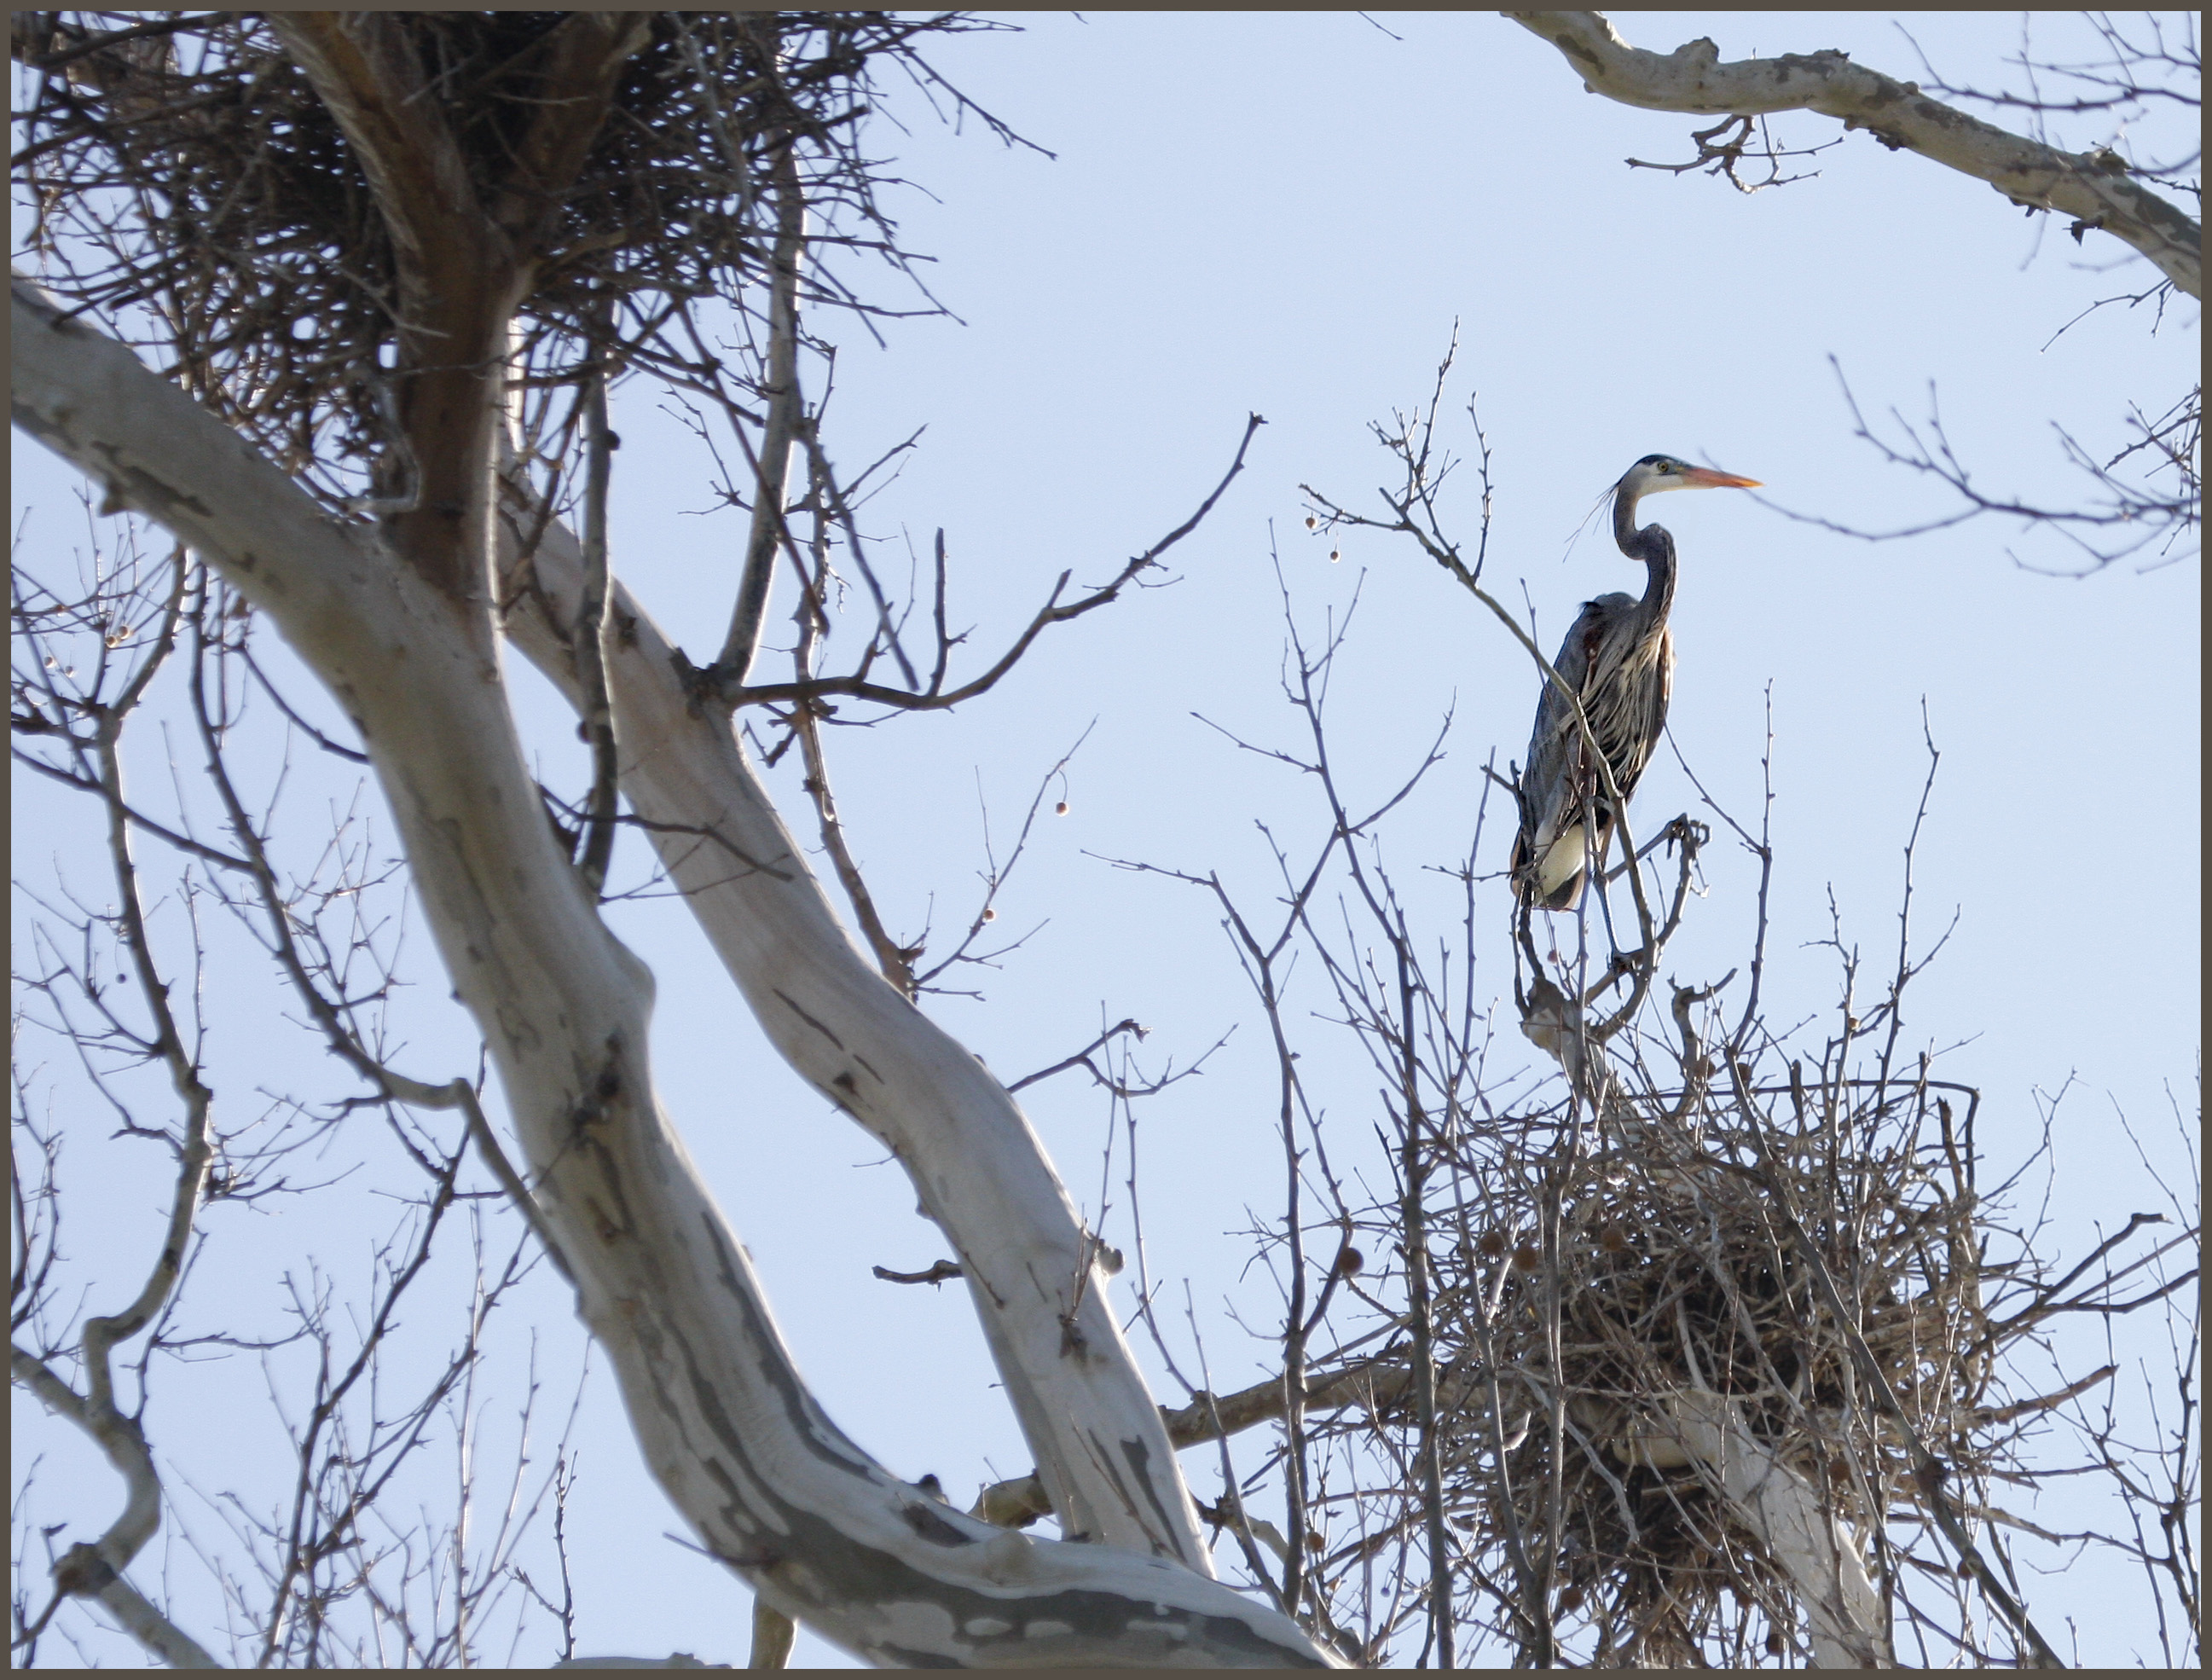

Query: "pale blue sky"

xmin=14 ymin=12 xmax=2198 ymax=1667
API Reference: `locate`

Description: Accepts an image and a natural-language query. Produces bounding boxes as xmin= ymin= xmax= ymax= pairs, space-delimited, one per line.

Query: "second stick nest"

xmin=12 ymin=10 xmax=987 ymax=505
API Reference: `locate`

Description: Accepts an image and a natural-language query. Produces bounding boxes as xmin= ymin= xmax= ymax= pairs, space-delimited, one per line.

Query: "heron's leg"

xmin=1591 ymin=826 xmax=1663 ymax=982
xmin=1590 ymin=828 xmax=1628 ymax=963
xmin=1572 ymin=879 xmax=1596 ymax=997
xmin=1513 ymin=896 xmax=1547 ymax=985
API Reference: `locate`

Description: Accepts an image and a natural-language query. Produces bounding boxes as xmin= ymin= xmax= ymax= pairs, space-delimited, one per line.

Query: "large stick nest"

xmin=1311 ymin=1063 xmax=2012 ymax=1666
xmin=1477 ymin=1091 xmax=1980 ymax=1662
xmin=12 ymin=10 xmax=1000 ymax=504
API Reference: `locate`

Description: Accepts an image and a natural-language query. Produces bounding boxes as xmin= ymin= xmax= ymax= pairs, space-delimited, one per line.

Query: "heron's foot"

xmin=1582 ymin=944 xmax=1654 ymax=1004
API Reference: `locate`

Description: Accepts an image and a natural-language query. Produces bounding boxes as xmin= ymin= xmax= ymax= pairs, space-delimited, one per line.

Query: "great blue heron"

xmin=1511 ymin=454 xmax=1760 ymax=912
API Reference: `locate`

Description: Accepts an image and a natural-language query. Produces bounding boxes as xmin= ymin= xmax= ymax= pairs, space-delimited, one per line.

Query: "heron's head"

xmin=1618 ymin=454 xmax=1762 ymax=503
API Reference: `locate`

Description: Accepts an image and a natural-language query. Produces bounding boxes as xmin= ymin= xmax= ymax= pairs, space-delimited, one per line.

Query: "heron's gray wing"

xmin=1582 ymin=622 xmax=1672 ymax=808
xmin=1521 ymin=594 xmax=1629 ymax=841
xmin=1513 ymin=594 xmax=1632 ymax=905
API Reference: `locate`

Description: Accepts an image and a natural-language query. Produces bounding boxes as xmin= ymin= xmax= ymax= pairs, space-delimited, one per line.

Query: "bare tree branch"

xmin=1507 ymin=11 xmax=2202 ymax=298
xmin=727 ymin=412 xmax=1267 ymax=714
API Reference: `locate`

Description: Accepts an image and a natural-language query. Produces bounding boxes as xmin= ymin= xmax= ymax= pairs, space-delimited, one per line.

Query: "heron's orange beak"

xmin=1682 ymin=466 xmax=1762 ymax=489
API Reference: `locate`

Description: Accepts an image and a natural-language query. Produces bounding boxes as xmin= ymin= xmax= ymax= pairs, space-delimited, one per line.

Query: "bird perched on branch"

xmin=1512 ymin=454 xmax=1760 ymax=912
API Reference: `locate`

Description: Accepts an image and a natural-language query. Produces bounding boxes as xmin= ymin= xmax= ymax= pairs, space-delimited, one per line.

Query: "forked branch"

xmin=727 ymin=412 xmax=1268 ymax=713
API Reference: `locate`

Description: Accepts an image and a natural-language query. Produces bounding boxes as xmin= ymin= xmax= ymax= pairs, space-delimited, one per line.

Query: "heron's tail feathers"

xmin=1512 ymin=819 xmax=1590 ymax=912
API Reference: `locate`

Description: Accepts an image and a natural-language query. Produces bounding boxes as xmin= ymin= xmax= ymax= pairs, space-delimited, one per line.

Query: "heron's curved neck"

xmin=1613 ymin=490 xmax=1676 ymax=626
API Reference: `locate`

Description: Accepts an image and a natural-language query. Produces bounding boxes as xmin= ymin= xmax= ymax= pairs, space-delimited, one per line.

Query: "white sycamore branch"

xmin=489 ymin=460 xmax=1230 ymax=1579
xmin=1634 ymin=1391 xmax=1890 ymax=1669
xmin=12 ymin=279 xmax=1335 ymax=1669
xmin=1508 ymin=11 xmax=2202 ymax=299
